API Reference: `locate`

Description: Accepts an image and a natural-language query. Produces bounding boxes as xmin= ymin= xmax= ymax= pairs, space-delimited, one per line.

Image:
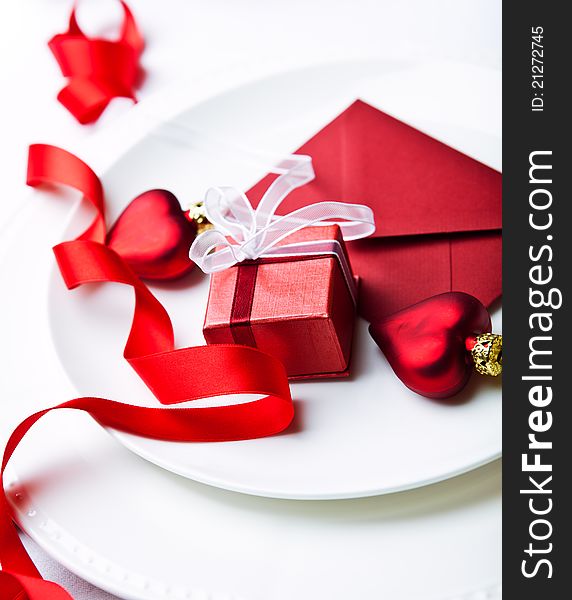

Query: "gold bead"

xmin=471 ymin=333 xmax=502 ymax=377
xmin=187 ymin=201 xmax=213 ymax=235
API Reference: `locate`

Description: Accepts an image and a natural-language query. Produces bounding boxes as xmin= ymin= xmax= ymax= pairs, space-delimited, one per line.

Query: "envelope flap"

xmin=248 ymin=100 xmax=501 ymax=238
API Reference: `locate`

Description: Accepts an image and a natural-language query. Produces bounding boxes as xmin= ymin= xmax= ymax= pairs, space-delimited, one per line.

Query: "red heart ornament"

xmin=107 ymin=189 xmax=197 ymax=280
xmin=369 ymin=292 xmax=492 ymax=399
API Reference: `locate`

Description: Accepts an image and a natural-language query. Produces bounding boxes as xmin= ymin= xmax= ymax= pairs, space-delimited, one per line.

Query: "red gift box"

xmin=203 ymin=224 xmax=357 ymax=379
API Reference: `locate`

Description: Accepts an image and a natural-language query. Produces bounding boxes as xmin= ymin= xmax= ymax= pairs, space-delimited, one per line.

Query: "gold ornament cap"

xmin=186 ymin=201 xmax=213 ymax=235
xmin=470 ymin=333 xmax=502 ymax=377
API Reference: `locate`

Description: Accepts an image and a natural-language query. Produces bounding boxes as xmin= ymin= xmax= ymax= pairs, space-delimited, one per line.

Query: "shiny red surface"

xmin=107 ymin=189 xmax=197 ymax=280
xmin=48 ymin=0 xmax=144 ymax=124
xmin=369 ymin=292 xmax=491 ymax=398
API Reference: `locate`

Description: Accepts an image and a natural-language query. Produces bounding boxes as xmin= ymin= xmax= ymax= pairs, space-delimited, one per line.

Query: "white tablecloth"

xmin=1 ymin=1 xmax=500 ymax=598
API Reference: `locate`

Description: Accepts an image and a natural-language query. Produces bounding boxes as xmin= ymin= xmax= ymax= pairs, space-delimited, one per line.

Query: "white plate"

xmin=44 ymin=59 xmax=502 ymax=500
xmin=6 ymin=431 xmax=502 ymax=600
xmin=0 ymin=60 xmax=501 ymax=599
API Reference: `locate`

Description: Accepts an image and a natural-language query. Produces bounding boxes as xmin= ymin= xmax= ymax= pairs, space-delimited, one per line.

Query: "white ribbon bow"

xmin=189 ymin=154 xmax=376 ymax=273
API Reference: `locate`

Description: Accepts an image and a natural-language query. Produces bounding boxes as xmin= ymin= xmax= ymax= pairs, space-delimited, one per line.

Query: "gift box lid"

xmin=204 ymin=224 xmax=354 ymax=327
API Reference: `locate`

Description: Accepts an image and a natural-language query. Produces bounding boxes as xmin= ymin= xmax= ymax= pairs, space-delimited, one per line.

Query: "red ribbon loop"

xmin=48 ymin=1 xmax=144 ymax=124
xmin=0 ymin=145 xmax=295 ymax=599
xmin=26 ymin=142 xmax=295 ymax=435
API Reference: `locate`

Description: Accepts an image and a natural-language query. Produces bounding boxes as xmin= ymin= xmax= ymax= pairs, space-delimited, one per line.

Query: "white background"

xmin=0 ymin=1 xmax=500 ymax=598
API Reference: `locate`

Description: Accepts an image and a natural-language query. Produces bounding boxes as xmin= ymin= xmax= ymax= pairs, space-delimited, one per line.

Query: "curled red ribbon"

xmin=49 ymin=0 xmax=144 ymax=124
xmin=0 ymin=145 xmax=294 ymax=599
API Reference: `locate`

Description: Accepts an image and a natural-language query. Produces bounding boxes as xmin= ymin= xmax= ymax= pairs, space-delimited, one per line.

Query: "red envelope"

xmin=248 ymin=100 xmax=501 ymax=322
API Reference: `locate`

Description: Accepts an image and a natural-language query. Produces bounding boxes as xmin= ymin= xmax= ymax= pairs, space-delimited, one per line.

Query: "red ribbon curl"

xmin=49 ymin=0 xmax=144 ymax=124
xmin=0 ymin=145 xmax=294 ymax=599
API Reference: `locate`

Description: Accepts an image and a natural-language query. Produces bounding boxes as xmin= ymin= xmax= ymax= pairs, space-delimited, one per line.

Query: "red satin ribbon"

xmin=0 ymin=145 xmax=294 ymax=599
xmin=49 ymin=0 xmax=144 ymax=124
xmin=230 ymin=263 xmax=259 ymax=347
